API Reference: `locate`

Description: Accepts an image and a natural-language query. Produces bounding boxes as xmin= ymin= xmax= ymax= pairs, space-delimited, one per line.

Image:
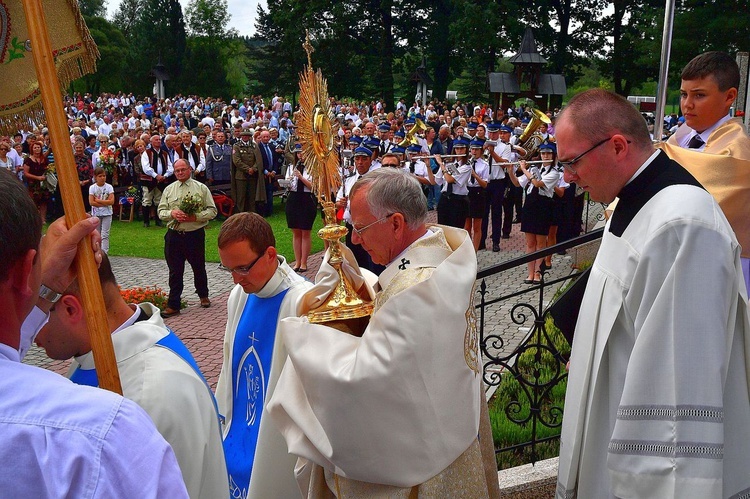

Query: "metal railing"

xmin=477 ymin=227 xmax=604 ymax=468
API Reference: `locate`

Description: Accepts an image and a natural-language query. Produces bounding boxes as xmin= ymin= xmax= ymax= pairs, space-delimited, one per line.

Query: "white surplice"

xmin=557 ymin=153 xmax=750 ymax=498
xmin=69 ymin=303 xmax=228 ymax=499
xmin=215 ymin=257 xmax=312 ymax=499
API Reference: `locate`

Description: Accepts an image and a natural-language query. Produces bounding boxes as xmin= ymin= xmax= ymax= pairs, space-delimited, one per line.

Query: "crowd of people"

xmin=2 ymin=49 xmax=750 ymax=499
xmin=1 ymin=89 xmax=585 ymax=285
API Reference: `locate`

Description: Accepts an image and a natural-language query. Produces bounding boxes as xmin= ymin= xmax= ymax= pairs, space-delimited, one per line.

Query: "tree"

xmin=78 ymin=0 xmax=107 ymax=18
xmin=111 ymin=0 xmax=145 ymax=40
xmin=127 ymin=0 xmax=187 ymax=95
xmin=76 ymin=16 xmax=130 ymax=95
xmin=223 ymin=38 xmax=250 ymax=96
xmin=184 ymin=0 xmax=231 ymax=37
xmin=595 ymin=0 xmax=662 ymax=96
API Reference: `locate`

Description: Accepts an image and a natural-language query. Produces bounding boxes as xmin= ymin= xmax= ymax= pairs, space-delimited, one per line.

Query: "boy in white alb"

xmin=89 ymin=167 xmax=115 ymax=253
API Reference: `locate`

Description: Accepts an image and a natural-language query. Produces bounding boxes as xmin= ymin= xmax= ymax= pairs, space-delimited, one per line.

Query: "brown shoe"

xmin=162 ymin=307 xmax=181 ymax=318
xmin=200 ymin=297 xmax=211 ymax=308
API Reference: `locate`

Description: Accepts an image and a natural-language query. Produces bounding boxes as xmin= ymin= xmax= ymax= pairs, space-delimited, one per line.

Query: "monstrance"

xmin=296 ymin=31 xmax=373 ymax=333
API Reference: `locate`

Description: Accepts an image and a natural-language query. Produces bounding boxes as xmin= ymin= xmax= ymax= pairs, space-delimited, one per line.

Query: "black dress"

xmin=520 ymin=166 xmax=557 ymax=236
xmin=285 ymin=162 xmax=317 ymax=230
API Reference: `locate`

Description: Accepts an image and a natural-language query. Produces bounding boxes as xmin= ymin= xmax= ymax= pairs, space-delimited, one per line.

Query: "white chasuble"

xmin=268 ymin=226 xmax=489 ymax=497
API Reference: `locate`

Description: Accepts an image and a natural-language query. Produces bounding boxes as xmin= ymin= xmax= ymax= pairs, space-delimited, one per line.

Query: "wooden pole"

xmin=21 ymin=0 xmax=122 ymax=394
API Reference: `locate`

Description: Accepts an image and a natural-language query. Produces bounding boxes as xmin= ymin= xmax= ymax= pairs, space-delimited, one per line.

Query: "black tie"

xmin=687 ymin=134 xmax=704 ymax=149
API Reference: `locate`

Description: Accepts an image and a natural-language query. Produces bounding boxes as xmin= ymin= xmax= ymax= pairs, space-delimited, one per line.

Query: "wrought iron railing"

xmin=477 ymin=228 xmax=604 ymax=468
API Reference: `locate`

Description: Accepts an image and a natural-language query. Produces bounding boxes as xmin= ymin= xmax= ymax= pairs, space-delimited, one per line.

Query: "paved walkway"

xmin=23 ymin=207 xmax=603 ymax=390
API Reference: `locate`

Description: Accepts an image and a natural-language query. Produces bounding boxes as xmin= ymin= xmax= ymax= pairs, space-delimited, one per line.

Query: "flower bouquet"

xmin=170 ymin=192 xmax=203 ymax=230
xmin=99 ymin=148 xmax=119 ymax=185
xmin=41 ymin=163 xmax=57 ymax=193
xmin=30 ymin=163 xmax=57 ymax=202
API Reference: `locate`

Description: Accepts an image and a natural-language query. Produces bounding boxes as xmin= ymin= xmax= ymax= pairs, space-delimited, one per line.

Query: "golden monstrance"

xmin=296 ymin=31 xmax=373 ymax=334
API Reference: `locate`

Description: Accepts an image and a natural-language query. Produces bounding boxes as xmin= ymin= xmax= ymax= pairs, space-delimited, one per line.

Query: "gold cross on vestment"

xmin=303 ymin=29 xmax=314 ymax=68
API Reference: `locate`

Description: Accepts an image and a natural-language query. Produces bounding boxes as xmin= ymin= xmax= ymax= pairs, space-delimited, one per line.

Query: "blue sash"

xmin=224 ymin=289 xmax=289 ymax=499
xmin=69 ymin=329 xmax=218 ymax=419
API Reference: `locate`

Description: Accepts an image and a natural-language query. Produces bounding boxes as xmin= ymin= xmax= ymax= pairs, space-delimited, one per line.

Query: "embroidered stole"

xmin=70 ymin=329 xmax=217 ymax=416
xmin=224 ymin=289 xmax=289 ymax=498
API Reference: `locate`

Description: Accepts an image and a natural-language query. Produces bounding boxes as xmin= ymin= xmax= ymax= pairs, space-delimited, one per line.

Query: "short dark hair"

xmin=218 ymin=212 xmax=275 ymax=256
xmin=681 ymin=51 xmax=740 ymax=92
xmin=93 ymin=167 xmax=106 ymax=176
xmin=0 ymin=169 xmax=42 ymax=282
xmin=64 ymin=252 xmax=120 ymax=309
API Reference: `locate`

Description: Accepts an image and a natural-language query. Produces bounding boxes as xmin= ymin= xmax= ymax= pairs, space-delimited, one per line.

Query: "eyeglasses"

xmin=218 ymin=250 xmax=266 ymax=276
xmin=351 ymin=213 xmax=394 ymax=237
xmin=558 ymin=137 xmax=612 ymax=174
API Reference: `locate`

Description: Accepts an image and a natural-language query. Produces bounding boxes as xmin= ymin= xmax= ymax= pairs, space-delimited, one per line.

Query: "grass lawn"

xmin=109 ymin=197 xmax=326 ymax=262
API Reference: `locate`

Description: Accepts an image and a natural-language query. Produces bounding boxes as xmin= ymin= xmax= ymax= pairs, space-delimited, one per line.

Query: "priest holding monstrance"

xmin=267 ymin=34 xmax=497 ymax=498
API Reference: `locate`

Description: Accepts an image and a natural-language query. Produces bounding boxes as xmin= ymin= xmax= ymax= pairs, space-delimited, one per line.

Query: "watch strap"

xmin=39 ymin=284 xmax=63 ymax=304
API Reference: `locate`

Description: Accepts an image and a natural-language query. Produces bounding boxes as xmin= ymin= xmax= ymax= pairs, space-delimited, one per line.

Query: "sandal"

xmin=523 ymin=278 xmax=534 ymax=284
xmin=297 ymin=267 xmax=308 ymax=273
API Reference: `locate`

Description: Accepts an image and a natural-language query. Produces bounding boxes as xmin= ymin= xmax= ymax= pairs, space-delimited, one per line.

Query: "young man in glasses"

xmin=556 ymin=89 xmax=750 ymax=498
xmin=215 ymin=212 xmax=312 ymax=499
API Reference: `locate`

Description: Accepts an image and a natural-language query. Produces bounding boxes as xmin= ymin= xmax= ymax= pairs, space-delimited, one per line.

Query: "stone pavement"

xmin=23 ymin=207 xmax=603 ymax=391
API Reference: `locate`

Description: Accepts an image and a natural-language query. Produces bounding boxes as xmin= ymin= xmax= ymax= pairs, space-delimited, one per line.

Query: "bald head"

xmin=557 ymin=89 xmax=652 ymax=151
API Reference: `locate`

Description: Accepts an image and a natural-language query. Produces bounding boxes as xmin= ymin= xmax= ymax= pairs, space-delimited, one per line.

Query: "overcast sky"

xmin=105 ymin=0 xmax=266 ymax=37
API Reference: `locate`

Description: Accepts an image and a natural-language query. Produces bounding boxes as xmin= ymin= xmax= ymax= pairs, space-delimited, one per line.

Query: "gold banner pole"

xmin=21 ymin=0 xmax=122 ymax=394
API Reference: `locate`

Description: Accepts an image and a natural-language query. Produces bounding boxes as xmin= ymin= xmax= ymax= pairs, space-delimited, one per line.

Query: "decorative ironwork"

xmin=477 ymin=229 xmax=604 ymax=468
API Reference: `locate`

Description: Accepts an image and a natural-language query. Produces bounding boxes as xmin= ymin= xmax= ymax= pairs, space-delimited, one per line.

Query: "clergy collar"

xmin=112 ymin=305 xmax=148 ymax=336
xmin=609 ymin=150 xmax=702 ymax=237
xmin=389 ymin=228 xmax=433 ymax=266
xmin=255 ymin=256 xmax=293 ymax=299
xmin=622 ymin=149 xmax=660 ymax=188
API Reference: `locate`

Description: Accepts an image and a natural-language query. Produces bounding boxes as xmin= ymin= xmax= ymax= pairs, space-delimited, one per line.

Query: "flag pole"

xmin=654 ymin=0 xmax=676 ymax=139
xmin=21 ymin=0 xmax=122 ymax=394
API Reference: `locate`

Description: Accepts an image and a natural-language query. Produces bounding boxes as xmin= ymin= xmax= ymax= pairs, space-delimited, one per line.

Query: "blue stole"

xmin=70 ymin=329 xmax=218 ymax=419
xmin=224 ymin=289 xmax=289 ymax=498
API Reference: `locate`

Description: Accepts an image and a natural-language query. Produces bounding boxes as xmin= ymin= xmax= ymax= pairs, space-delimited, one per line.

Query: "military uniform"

xmin=231 ymin=134 xmax=265 ymax=213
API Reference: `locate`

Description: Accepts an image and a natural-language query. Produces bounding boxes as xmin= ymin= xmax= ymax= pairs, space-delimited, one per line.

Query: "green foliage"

xmin=118 ymin=0 xmax=187 ymax=95
xmin=78 ymin=0 xmax=107 ymax=18
xmin=67 ymin=0 xmax=749 ymax=105
xmin=184 ymin=0 xmax=231 ymax=38
xmin=111 ymin=0 xmax=144 ymax=40
xmin=75 ymin=17 xmax=130 ymax=95
xmin=489 ymin=315 xmax=570 ymax=469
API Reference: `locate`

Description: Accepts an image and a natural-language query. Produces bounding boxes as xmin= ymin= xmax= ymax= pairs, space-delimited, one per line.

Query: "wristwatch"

xmin=38 ymin=284 xmax=63 ymax=304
